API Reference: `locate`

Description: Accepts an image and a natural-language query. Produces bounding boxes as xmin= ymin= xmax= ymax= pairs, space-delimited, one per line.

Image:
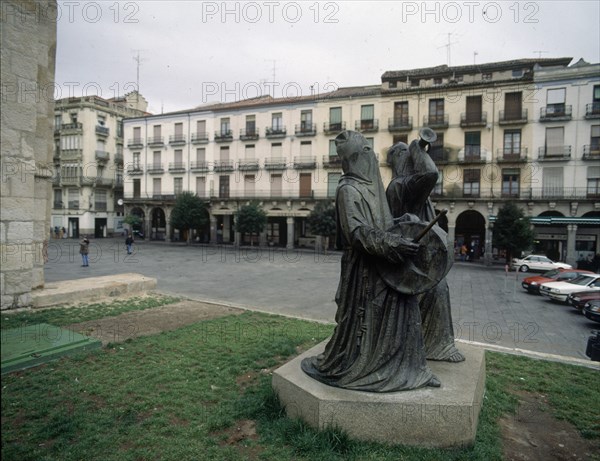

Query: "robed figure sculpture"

xmin=301 ymin=131 xmax=444 ymax=392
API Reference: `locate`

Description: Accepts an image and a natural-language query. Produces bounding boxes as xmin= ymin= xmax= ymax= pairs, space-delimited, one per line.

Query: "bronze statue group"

xmin=301 ymin=129 xmax=464 ymax=392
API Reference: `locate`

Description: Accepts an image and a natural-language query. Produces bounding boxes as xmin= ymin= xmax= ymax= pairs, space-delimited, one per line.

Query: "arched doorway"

xmin=533 ymin=211 xmax=565 ymax=261
xmin=151 ymin=207 xmax=166 ymax=240
xmin=434 ymin=208 xmax=449 ymax=233
xmin=455 ymin=210 xmax=486 ymax=261
xmin=576 ymin=211 xmax=600 ymax=269
xmin=130 ymin=207 xmax=145 ymax=237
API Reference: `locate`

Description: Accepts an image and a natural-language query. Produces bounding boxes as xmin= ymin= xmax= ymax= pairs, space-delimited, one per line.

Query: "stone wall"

xmin=1 ymin=1 xmax=57 ymax=309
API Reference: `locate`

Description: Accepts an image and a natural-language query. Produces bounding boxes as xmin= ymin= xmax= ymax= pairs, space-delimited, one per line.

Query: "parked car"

xmin=511 ymin=255 xmax=572 ymax=273
xmin=522 ymin=269 xmax=593 ymax=294
xmin=583 ymin=300 xmax=600 ymax=323
xmin=540 ymin=274 xmax=600 ymax=303
xmin=567 ymin=290 xmax=600 ymax=312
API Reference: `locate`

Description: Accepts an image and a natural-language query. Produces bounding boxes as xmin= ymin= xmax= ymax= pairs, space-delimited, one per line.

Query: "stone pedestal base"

xmin=272 ymin=341 xmax=485 ymax=447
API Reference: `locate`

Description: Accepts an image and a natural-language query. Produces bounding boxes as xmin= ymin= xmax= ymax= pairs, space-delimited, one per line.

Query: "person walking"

xmin=79 ymin=235 xmax=90 ymax=267
xmin=125 ymin=233 xmax=134 ymax=255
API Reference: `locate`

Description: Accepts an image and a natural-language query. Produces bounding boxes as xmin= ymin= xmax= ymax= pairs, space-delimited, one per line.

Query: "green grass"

xmin=1 ymin=301 xmax=598 ymax=461
xmin=0 ymin=294 xmax=180 ymax=330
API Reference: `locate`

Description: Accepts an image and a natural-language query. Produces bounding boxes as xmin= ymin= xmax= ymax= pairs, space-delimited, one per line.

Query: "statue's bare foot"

xmin=426 ymin=376 xmax=441 ymax=387
xmin=447 ymin=350 xmax=465 ymax=362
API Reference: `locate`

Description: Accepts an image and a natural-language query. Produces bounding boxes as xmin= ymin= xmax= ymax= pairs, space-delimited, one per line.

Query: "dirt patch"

xmin=66 ymin=300 xmax=243 ymax=345
xmin=500 ymin=391 xmax=599 ymax=461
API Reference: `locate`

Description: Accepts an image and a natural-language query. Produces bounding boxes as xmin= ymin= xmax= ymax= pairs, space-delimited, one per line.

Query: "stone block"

xmin=272 ymin=341 xmax=485 ymax=448
xmin=7 ymin=221 xmax=34 ymax=241
xmin=3 ymin=270 xmax=32 ymax=295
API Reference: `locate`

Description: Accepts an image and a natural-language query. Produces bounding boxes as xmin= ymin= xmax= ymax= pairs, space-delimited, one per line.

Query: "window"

xmin=53 ymin=189 xmax=62 ymax=208
xmin=542 ymin=167 xmax=563 ymax=197
xmin=271 ymin=174 xmax=282 ymax=197
xmin=116 ymin=167 xmax=123 ymax=186
xmin=388 ymin=81 xmax=397 ymax=88
xmin=428 ymin=99 xmax=444 ymax=124
xmin=463 ymin=169 xmax=480 ymax=197
xmin=546 ymin=88 xmax=566 ymax=115
xmin=465 ymin=132 xmax=481 ymax=158
xmin=594 ymin=85 xmax=600 ymax=102
xmin=545 ymin=127 xmax=565 ymax=157
xmin=174 ymin=122 xmax=183 ymax=136
xmin=95 ymin=189 xmax=107 ymax=211
xmin=329 ymin=140 xmax=337 ymax=157
xmin=220 ymin=118 xmax=230 ymax=135
xmin=272 ymin=113 xmax=282 ymax=130
xmin=503 ymin=130 xmax=522 ymax=156
xmin=327 ymin=173 xmax=341 ymax=197
xmin=504 ymin=92 xmax=523 ymax=120
xmin=133 ymin=179 xmax=140 ymax=198
xmin=153 ymin=125 xmax=161 ymax=138
xmin=360 ymin=104 xmax=375 ymax=130
xmin=482 ymin=72 xmax=492 ymax=80
xmin=133 ymin=127 xmax=141 ymax=142
xmin=174 ymin=149 xmax=183 ymax=167
xmin=587 ymin=167 xmax=600 ymax=197
xmin=392 ymin=134 xmax=408 ymax=145
xmin=329 ymin=107 xmax=342 ymax=131
xmin=70 ymin=113 xmax=78 ymax=123
xmin=512 ymin=69 xmax=524 ymax=78
xmin=244 ymin=174 xmax=255 ymax=196
xmin=196 ymin=148 xmax=205 ymax=162
xmin=153 ymin=178 xmax=161 ymax=197
xmin=465 ymin=95 xmax=482 ymax=122
xmin=433 ymin=171 xmax=443 ymax=196
xmin=219 ymin=175 xmax=230 ymax=198
xmin=68 ymin=188 xmax=79 ymax=209
xmin=97 ymin=115 xmax=106 ymax=126
xmin=196 ymin=120 xmax=206 ymax=136
xmin=174 ymin=177 xmax=183 ymax=195
xmin=196 ymin=177 xmax=206 ymax=197
xmin=591 ymin=125 xmax=600 ymax=154
xmin=433 ymin=77 xmax=442 ymax=85
xmin=245 ymin=115 xmax=256 ymax=134
xmin=299 ymin=173 xmax=312 ymax=197
xmin=271 ymin=142 xmax=282 ymax=158
xmin=133 ymin=152 xmax=140 ymax=168
xmin=153 ymin=151 xmax=161 ymax=168
xmin=393 ymin=101 xmax=409 ymax=125
xmin=300 ymin=110 xmax=313 ymax=130
xmin=117 ymin=121 xmax=123 ymax=138
xmin=502 ymin=169 xmax=520 ymax=197
xmin=54 ymin=115 xmax=62 ymax=129
xmin=429 ymin=134 xmax=445 ymax=162
xmin=220 ymin=146 xmax=230 ymax=161
xmin=60 ymin=134 xmax=81 ymax=150
xmin=410 ymin=79 xmax=419 ymax=87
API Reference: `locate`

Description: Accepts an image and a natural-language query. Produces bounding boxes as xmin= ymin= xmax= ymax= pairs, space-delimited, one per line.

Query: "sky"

xmin=53 ymin=0 xmax=600 ymax=114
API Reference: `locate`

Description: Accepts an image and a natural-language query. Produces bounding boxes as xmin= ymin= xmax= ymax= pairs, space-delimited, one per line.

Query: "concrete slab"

xmin=1 ymin=323 xmax=102 ymax=374
xmin=30 ymin=273 xmax=157 ymax=308
xmin=272 ymin=341 xmax=485 ymax=447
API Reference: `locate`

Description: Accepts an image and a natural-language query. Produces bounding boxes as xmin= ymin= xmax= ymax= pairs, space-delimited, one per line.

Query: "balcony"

xmin=540 ymin=105 xmax=572 ymax=122
xmin=80 ymin=175 xmax=95 ymax=186
xmin=537 ymin=145 xmax=572 ymax=161
xmin=147 ymin=136 xmax=164 ymax=147
xmin=68 ymin=200 xmax=80 ymax=209
xmin=295 ymin=123 xmax=317 ymax=137
xmin=95 ymin=125 xmax=109 ymax=137
xmin=60 ymin=122 xmax=83 ymax=133
xmin=355 ymin=119 xmax=379 ymax=133
xmin=95 ymin=202 xmax=107 ymax=211
xmin=460 ymin=112 xmax=487 ymax=128
xmin=114 ymin=152 xmax=124 ymax=164
xmin=583 ymin=145 xmax=600 ymax=160
xmin=95 ymin=177 xmax=114 ymax=187
xmin=499 ymin=109 xmax=528 ymax=125
xmin=388 ymin=116 xmax=413 ymax=132
xmin=526 ymin=187 xmax=592 ymax=200
xmin=585 ymin=102 xmax=600 ymax=119
xmin=264 ymin=157 xmax=287 ymax=170
xmin=293 ymin=156 xmax=317 ymax=169
xmin=191 ymin=132 xmax=209 ymax=144
xmin=238 ymin=159 xmax=260 ymax=171
xmin=127 ymin=138 xmax=144 ymax=148
xmin=126 ymin=165 xmax=143 ymax=175
xmin=424 ymin=114 xmax=449 ymax=129
xmin=169 ymin=134 xmax=186 ymax=146
xmin=190 ymin=161 xmax=210 ymax=172
xmin=265 ymin=126 xmax=287 ymax=138
xmin=214 ymin=160 xmax=234 ymax=172
xmin=322 ymin=155 xmax=342 ymax=168
xmin=496 ymin=147 xmax=528 ymax=162
xmin=168 ymin=162 xmax=186 ymax=173
xmin=323 ymin=121 xmax=346 ymax=134
xmin=214 ymin=130 xmax=233 ymax=142
xmin=60 ymin=149 xmax=83 ymax=161
xmin=53 ymin=201 xmax=63 ymax=209
xmin=240 ymin=129 xmax=259 ymax=141
xmin=458 ymin=147 xmax=486 ymax=164
xmin=429 ymin=147 xmax=450 ymax=164
xmin=95 ymin=150 xmax=109 ymax=163
xmin=147 ymin=163 xmax=164 ymax=174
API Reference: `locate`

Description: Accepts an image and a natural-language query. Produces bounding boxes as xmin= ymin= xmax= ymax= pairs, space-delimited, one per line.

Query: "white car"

xmin=539 ymin=274 xmax=600 ymax=303
xmin=511 ymin=255 xmax=572 ymax=272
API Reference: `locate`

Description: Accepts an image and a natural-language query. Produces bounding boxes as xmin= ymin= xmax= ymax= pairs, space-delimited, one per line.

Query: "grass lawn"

xmin=1 ymin=298 xmax=599 ymax=461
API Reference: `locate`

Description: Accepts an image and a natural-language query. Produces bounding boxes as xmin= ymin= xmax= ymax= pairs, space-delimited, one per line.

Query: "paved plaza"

xmin=42 ymin=238 xmax=599 ymax=361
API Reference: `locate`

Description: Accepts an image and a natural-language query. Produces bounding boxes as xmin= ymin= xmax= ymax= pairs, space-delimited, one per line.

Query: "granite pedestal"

xmin=272 ymin=341 xmax=485 ymax=447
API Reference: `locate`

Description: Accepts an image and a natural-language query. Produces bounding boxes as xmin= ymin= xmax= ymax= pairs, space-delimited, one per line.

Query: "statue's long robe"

xmin=301 ymin=174 xmax=434 ymax=392
xmin=386 ymin=140 xmax=460 ymax=361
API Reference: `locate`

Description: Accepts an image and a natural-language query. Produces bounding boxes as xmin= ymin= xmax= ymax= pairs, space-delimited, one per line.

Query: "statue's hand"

xmin=394 ymin=238 xmax=420 ymax=257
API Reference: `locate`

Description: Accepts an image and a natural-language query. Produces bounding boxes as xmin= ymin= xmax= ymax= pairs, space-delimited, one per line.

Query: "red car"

xmin=567 ymin=289 xmax=600 ymax=312
xmin=522 ymin=268 xmax=593 ymax=294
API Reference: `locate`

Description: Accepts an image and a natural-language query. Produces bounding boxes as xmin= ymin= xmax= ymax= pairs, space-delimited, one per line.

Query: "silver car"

xmin=511 ymin=254 xmax=572 ymax=273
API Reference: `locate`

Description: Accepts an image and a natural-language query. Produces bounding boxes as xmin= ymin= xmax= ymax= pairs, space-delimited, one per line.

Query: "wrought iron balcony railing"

xmin=264 ymin=157 xmax=288 ymax=170
xmin=127 ymin=138 xmax=144 ymax=148
xmin=190 ymin=161 xmax=210 ymax=172
xmin=191 ymin=132 xmax=209 ymax=143
xmin=388 ymin=116 xmax=413 ymax=132
xmin=146 ymin=163 xmax=164 ymax=174
xmin=496 ymin=147 xmax=528 ymax=162
xmin=537 ymin=145 xmax=572 ymax=160
xmin=265 ymin=126 xmax=286 ymax=137
xmin=168 ymin=162 xmax=186 ymax=172
xmin=294 ymin=124 xmax=316 ymax=136
xmin=460 ymin=112 xmax=487 ymax=127
xmin=293 ymin=156 xmax=317 ymax=169
xmin=147 ymin=136 xmax=164 ymax=146
xmin=214 ymin=160 xmax=234 ymax=172
xmin=214 ymin=130 xmax=233 ymax=142
xmin=540 ymin=105 xmax=572 ymax=121
xmin=424 ymin=114 xmax=449 ymax=128
xmin=95 ymin=125 xmax=109 ymax=136
xmin=585 ymin=102 xmax=600 ymax=119
xmin=499 ymin=109 xmax=528 ymax=124
xmin=323 ymin=121 xmax=346 ymax=134
xmin=238 ymin=159 xmax=260 ymax=171
xmin=322 ymin=155 xmax=342 ymax=168
xmin=240 ymin=129 xmax=259 ymax=141
xmin=95 ymin=150 xmax=109 ymax=162
xmin=582 ymin=145 xmax=600 ymax=160
xmin=355 ymin=119 xmax=379 ymax=132
xmin=169 ymin=134 xmax=186 ymax=145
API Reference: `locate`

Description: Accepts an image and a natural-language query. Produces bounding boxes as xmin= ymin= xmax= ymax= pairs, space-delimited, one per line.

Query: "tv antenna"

xmin=132 ymin=50 xmax=147 ymax=95
xmin=473 ymin=51 xmax=479 ymax=65
xmin=264 ymin=59 xmax=277 ymax=96
xmin=533 ymin=50 xmax=548 ymax=59
xmin=437 ymin=32 xmax=459 ymax=66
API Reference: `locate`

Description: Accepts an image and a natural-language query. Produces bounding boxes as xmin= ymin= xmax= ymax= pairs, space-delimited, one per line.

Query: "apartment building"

xmin=52 ymin=92 xmax=148 ymax=238
xmin=122 ymin=58 xmax=600 ymax=265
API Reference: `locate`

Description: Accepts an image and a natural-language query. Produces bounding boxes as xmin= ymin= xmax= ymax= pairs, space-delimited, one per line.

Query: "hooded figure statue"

xmin=300 ymin=131 xmax=440 ymax=392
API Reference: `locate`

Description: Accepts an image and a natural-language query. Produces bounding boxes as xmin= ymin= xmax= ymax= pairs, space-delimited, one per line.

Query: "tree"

xmin=493 ymin=202 xmax=535 ymax=263
xmin=123 ymin=214 xmax=142 ymax=233
xmin=307 ymin=201 xmax=337 ymax=252
xmin=170 ymin=192 xmax=209 ymax=244
xmin=235 ymin=202 xmax=267 ymax=246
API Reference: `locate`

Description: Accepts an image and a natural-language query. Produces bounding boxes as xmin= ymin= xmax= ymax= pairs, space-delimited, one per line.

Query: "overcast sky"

xmin=54 ymin=0 xmax=600 ymax=114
